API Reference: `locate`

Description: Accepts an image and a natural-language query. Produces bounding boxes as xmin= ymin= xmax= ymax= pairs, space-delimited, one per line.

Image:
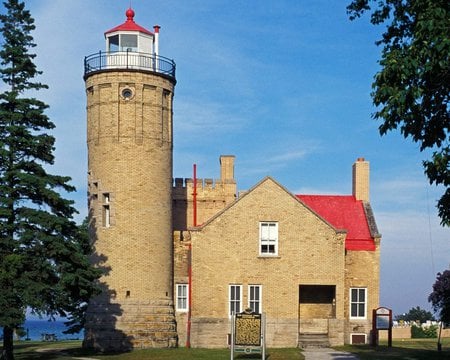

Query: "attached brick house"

xmin=173 ymin=156 xmax=381 ymax=347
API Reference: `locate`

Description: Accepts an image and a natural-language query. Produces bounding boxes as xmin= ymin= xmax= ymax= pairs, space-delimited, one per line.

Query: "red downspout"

xmin=186 ymin=164 xmax=197 ymax=348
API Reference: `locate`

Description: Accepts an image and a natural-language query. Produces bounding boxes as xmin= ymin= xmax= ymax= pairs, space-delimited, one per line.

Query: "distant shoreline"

xmin=18 ymin=319 xmax=82 ymax=342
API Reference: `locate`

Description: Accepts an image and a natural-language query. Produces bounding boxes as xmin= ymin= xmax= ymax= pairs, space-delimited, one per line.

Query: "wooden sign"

xmin=372 ymin=307 xmax=393 ymax=347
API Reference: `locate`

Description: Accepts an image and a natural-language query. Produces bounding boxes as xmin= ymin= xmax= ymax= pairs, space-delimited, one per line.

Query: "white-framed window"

xmin=350 ymin=288 xmax=367 ymax=319
xmin=248 ymin=285 xmax=262 ymax=314
xmin=176 ymin=284 xmax=189 ymax=312
xmin=259 ymin=222 xmax=278 ymax=255
xmin=229 ymin=285 xmax=242 ymax=316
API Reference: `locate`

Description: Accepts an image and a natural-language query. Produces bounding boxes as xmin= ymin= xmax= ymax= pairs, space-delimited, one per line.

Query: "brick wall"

xmin=186 ymin=177 xmax=347 ymax=347
xmin=84 ymin=70 xmax=177 ymax=350
xmin=344 ymin=240 xmax=381 ymax=343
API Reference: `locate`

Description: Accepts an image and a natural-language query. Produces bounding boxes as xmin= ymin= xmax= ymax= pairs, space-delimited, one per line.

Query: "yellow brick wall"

xmin=187 ymin=177 xmax=347 ymax=347
xmin=84 ymin=70 xmax=177 ymax=350
xmin=344 ymin=238 xmax=381 ymax=343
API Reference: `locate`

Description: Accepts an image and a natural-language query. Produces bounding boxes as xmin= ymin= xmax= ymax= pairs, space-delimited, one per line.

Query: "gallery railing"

xmin=84 ymin=51 xmax=176 ymax=80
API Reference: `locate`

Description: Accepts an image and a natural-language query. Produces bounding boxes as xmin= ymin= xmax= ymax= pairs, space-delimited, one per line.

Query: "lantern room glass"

xmin=107 ymin=34 xmax=138 ymax=52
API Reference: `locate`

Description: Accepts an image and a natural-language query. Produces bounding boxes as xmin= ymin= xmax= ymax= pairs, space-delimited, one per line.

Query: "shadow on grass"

xmin=341 ymin=344 xmax=450 ymax=360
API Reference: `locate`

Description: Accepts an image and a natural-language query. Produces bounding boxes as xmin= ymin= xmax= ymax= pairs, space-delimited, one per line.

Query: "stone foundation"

xmin=83 ymin=299 xmax=178 ymax=352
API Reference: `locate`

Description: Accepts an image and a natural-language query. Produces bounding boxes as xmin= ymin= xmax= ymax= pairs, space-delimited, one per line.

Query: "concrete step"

xmin=298 ymin=333 xmax=330 ymax=349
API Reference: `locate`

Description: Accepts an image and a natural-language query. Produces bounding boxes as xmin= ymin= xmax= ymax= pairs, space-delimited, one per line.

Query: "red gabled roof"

xmin=105 ymin=8 xmax=153 ymax=36
xmin=297 ymin=195 xmax=376 ymax=251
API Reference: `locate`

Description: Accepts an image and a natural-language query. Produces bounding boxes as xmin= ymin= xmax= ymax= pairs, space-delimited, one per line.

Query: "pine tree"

xmin=0 ymin=1 xmax=100 ymax=359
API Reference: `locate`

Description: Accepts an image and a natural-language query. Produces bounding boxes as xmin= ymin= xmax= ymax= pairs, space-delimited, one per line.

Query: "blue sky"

xmin=18 ymin=1 xmax=449 ymax=317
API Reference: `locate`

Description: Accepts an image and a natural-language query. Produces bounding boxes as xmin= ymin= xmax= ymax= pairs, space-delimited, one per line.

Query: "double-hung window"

xmin=259 ymin=222 xmax=278 ymax=255
xmin=248 ymin=285 xmax=262 ymax=314
xmin=229 ymin=285 xmax=242 ymax=316
xmin=176 ymin=284 xmax=189 ymax=312
xmin=350 ymin=288 xmax=367 ymax=319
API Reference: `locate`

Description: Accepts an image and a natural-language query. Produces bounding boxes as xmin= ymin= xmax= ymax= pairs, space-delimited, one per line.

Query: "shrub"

xmin=411 ymin=324 xmax=438 ymax=338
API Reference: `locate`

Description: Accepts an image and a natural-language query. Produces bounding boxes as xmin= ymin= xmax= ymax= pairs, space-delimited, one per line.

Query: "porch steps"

xmin=298 ymin=333 xmax=330 ymax=349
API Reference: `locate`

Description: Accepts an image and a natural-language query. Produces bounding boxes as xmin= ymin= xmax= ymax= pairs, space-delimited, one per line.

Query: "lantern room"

xmin=84 ymin=7 xmax=175 ymax=80
xmin=104 ymin=8 xmax=159 ymax=56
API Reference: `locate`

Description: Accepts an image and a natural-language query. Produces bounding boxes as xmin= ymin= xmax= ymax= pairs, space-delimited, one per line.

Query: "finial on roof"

xmin=126 ymin=7 xmax=135 ymax=22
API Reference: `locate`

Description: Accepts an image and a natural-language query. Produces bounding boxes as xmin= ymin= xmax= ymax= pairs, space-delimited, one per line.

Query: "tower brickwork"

xmin=83 ymin=9 xmax=177 ymax=351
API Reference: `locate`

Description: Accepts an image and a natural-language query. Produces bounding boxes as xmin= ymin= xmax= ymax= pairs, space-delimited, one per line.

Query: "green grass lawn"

xmin=6 ymin=338 xmax=450 ymax=360
xmin=337 ymin=338 xmax=450 ymax=360
xmin=9 ymin=341 xmax=304 ymax=360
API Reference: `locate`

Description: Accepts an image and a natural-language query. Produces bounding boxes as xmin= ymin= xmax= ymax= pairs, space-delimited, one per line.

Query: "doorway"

xmin=298 ymin=285 xmax=336 ymax=334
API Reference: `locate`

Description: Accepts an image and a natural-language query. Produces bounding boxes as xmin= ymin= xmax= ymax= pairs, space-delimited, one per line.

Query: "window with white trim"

xmin=176 ymin=284 xmax=188 ymax=312
xmin=248 ymin=285 xmax=262 ymax=314
xmin=259 ymin=222 xmax=278 ymax=255
xmin=350 ymin=288 xmax=367 ymax=319
xmin=229 ymin=285 xmax=242 ymax=316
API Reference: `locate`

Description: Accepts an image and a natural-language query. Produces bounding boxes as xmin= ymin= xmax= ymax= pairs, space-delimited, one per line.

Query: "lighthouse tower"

xmin=83 ymin=8 xmax=177 ymax=351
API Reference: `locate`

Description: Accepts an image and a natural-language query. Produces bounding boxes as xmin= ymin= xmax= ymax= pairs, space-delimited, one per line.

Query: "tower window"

xmin=102 ymin=193 xmax=111 ymax=228
xmin=121 ymin=88 xmax=133 ymax=99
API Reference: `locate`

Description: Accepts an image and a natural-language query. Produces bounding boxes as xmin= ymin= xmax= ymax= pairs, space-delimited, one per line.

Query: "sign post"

xmin=230 ymin=309 xmax=265 ymax=360
xmin=372 ymin=307 xmax=392 ymax=347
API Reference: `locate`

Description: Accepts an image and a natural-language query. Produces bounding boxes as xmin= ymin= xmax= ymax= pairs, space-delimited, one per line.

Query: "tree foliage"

xmin=395 ymin=306 xmax=435 ymax=323
xmin=429 ymin=270 xmax=450 ymax=324
xmin=0 ymin=1 xmax=100 ymax=359
xmin=347 ymin=0 xmax=450 ymax=226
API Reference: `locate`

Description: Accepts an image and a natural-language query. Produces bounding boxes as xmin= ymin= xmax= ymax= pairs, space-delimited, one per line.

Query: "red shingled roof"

xmin=297 ymin=195 xmax=376 ymax=251
xmin=105 ymin=8 xmax=153 ymax=36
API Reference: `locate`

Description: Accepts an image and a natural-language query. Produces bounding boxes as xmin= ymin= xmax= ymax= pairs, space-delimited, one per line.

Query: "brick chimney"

xmin=220 ymin=155 xmax=235 ymax=182
xmin=352 ymin=157 xmax=370 ymax=202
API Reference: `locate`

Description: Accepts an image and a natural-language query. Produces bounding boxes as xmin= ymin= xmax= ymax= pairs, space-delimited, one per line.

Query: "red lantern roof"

xmin=105 ymin=8 xmax=153 ymax=36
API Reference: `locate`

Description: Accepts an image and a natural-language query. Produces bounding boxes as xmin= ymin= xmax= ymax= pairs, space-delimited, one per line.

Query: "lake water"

xmin=20 ymin=319 xmax=82 ymax=341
